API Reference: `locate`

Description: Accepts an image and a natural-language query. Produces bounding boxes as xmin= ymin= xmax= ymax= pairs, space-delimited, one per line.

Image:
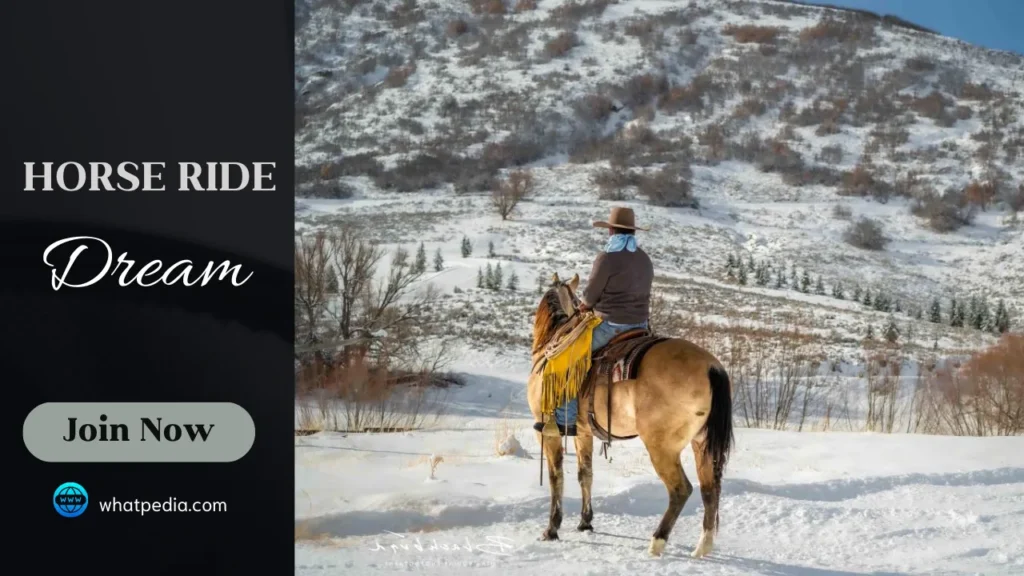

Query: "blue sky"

xmin=810 ymin=0 xmax=1023 ymax=55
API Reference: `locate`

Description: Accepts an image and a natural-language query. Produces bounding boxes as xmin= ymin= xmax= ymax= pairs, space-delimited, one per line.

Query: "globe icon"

xmin=53 ymin=482 xmax=88 ymax=517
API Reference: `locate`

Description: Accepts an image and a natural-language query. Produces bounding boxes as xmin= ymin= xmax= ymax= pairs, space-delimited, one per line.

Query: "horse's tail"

xmin=702 ymin=364 xmax=734 ymax=514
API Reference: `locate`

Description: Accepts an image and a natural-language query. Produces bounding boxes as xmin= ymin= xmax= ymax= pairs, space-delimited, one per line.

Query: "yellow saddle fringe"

xmin=541 ymin=315 xmax=603 ymax=415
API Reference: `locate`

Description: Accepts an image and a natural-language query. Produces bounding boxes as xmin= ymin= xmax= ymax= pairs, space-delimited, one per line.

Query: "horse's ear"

xmin=568 ymin=273 xmax=580 ymax=290
xmin=551 ymin=272 xmax=560 ymax=284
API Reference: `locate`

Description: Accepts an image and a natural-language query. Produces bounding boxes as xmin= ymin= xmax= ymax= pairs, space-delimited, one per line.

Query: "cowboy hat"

xmin=592 ymin=206 xmax=649 ymax=231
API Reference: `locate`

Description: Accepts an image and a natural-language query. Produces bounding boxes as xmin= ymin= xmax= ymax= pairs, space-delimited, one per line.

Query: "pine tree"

xmin=756 ymin=262 xmax=771 ymax=286
xmin=488 ymin=241 xmax=496 ymax=258
xmin=800 ymin=270 xmax=811 ymax=293
xmin=494 ymin=263 xmax=504 ymax=290
xmin=894 ymin=300 xmax=902 ymax=314
xmin=929 ymin=298 xmax=942 ymax=323
xmin=884 ymin=315 xmax=899 ymax=343
xmin=414 ymin=242 xmax=427 ymax=274
xmin=738 ymin=265 xmax=748 ymax=286
xmin=789 ymin=264 xmax=798 ymax=289
xmin=325 ymin=266 xmax=339 ymax=294
xmin=951 ymin=298 xmax=966 ymax=328
xmin=726 ymin=254 xmax=736 ymax=270
xmin=477 ymin=267 xmax=484 ymax=289
xmin=814 ymin=276 xmax=825 ymax=295
xmin=949 ymin=297 xmax=958 ymax=326
xmin=993 ymin=299 xmax=1010 ymax=334
xmin=747 ymin=255 xmax=755 ymax=273
xmin=862 ymin=289 xmax=872 ymax=307
xmin=971 ymin=297 xmax=990 ymax=331
xmin=433 ymin=248 xmax=444 ymax=272
xmin=536 ymin=272 xmax=547 ymax=295
xmin=852 ymin=284 xmax=862 ymax=302
xmin=461 ymin=236 xmax=472 ymax=258
xmin=485 ymin=263 xmax=495 ymax=290
xmin=967 ymin=296 xmax=980 ymax=328
xmin=865 ymin=324 xmax=875 ymax=340
xmin=507 ymin=269 xmax=519 ymax=291
xmin=775 ymin=270 xmax=786 ymax=289
xmin=873 ymin=292 xmax=888 ymax=312
xmin=831 ymin=281 xmax=844 ymax=300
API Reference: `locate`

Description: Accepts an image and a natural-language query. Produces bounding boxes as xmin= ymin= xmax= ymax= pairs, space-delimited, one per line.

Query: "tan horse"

xmin=527 ymin=273 xmax=734 ymax=558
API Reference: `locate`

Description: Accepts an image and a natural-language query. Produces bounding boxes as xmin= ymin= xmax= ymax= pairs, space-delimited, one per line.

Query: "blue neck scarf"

xmin=605 ymin=234 xmax=637 ymax=253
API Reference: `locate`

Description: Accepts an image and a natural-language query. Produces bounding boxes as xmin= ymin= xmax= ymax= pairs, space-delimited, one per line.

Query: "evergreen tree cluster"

xmin=476 ymin=262 xmax=519 ymax=292
xmin=719 ymin=254 xmax=1017 ymax=337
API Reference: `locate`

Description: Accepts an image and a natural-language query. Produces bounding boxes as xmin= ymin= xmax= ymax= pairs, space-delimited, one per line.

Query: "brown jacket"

xmin=580 ymin=247 xmax=653 ymax=325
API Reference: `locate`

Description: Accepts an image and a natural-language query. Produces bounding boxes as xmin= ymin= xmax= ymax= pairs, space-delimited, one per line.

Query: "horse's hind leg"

xmin=645 ymin=440 xmax=693 ymax=556
xmin=539 ymin=432 xmax=564 ymax=541
xmin=575 ymin=430 xmax=594 ymax=531
xmin=691 ymin=438 xmax=720 ymax=558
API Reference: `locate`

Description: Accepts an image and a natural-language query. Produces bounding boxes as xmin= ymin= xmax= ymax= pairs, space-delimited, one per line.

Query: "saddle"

xmin=581 ymin=328 xmax=669 ymax=450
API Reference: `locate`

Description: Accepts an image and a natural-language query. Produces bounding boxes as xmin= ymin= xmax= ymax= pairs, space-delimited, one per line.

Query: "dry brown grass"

xmin=514 ymin=0 xmax=537 ymax=12
xmin=915 ymin=334 xmax=1024 ymax=436
xmin=544 ymin=31 xmax=578 ymax=58
xmin=723 ymin=24 xmax=782 ymax=44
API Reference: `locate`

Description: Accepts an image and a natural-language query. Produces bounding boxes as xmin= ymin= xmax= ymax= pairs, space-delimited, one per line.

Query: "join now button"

xmin=23 ymin=403 xmax=255 ymax=462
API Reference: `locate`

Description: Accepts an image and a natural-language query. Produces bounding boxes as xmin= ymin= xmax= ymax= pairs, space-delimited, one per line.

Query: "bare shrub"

xmin=964 ymin=180 xmax=996 ymax=210
xmin=843 ymin=217 xmax=889 ymax=250
xmin=544 ymin=31 xmax=579 ymax=59
xmin=864 ymin=352 xmax=904 ymax=433
xmin=832 ymin=203 xmax=853 ymax=220
xmin=591 ymin=167 xmax=636 ymax=200
xmin=839 ymin=163 xmax=886 ymax=198
xmin=916 ymin=334 xmax=1024 ymax=436
xmin=818 ymin=144 xmax=844 ymax=165
xmin=300 ymin=182 xmax=355 ymax=199
xmin=384 ymin=63 xmax=416 ymax=88
xmin=616 ymin=73 xmax=669 ymax=108
xmin=722 ymin=24 xmax=781 ymax=44
xmin=470 ymin=0 xmax=506 ymax=15
xmin=910 ymin=188 xmax=977 ymax=232
xmin=732 ymin=97 xmax=767 ymax=119
xmin=1003 ymin=183 xmax=1024 ymax=213
xmin=492 ymin=170 xmax=533 ymax=220
xmin=624 ymin=18 xmax=655 ymax=39
xmin=960 ymin=82 xmax=997 ymax=101
xmin=513 ymin=0 xmax=536 ymax=11
xmin=446 ymin=19 xmax=469 ymax=38
xmin=294 ymin=230 xmax=457 ymax=433
xmin=799 ymin=17 xmax=874 ymax=44
xmin=635 ymin=163 xmax=696 ymax=208
xmin=547 ymin=0 xmax=610 ymax=25
xmin=573 ymin=94 xmax=615 ymax=123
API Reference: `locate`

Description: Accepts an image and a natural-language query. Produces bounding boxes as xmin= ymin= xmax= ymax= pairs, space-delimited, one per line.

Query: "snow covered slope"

xmin=295 ymin=356 xmax=1024 ymax=575
xmin=295 ymin=0 xmax=1024 ymax=359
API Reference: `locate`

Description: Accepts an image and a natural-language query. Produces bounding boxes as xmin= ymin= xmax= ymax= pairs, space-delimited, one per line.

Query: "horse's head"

xmin=532 ymin=272 xmax=581 ymax=354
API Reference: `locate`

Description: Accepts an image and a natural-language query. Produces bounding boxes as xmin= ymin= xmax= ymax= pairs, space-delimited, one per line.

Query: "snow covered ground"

xmin=295 ymin=353 xmax=1024 ymax=575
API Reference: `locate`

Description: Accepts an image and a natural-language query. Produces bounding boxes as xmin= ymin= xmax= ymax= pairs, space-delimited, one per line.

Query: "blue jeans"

xmin=554 ymin=319 xmax=649 ymax=428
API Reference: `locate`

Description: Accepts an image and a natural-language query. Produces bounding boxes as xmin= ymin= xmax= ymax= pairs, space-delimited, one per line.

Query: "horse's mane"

xmin=532 ymin=288 xmax=570 ymax=355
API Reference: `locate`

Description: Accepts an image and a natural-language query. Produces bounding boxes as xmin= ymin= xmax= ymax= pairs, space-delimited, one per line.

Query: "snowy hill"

xmin=295 ymin=0 xmax=1023 ymax=359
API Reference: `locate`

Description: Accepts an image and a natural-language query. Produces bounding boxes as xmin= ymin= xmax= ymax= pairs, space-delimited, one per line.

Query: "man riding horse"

xmin=527 ymin=206 xmax=733 ymax=557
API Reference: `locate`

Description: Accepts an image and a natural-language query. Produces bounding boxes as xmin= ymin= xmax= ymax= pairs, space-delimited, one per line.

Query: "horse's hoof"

xmin=576 ymin=522 xmax=593 ymax=532
xmin=691 ymin=532 xmax=713 ymax=558
xmin=539 ymin=529 xmax=559 ymax=541
xmin=648 ymin=537 xmax=666 ymax=557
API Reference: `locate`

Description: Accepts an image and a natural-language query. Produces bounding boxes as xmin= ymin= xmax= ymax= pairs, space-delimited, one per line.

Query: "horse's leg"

xmin=645 ymin=440 xmax=693 ymax=557
xmin=690 ymin=437 xmax=721 ymax=558
xmin=539 ymin=431 xmax=564 ymax=541
xmin=574 ymin=430 xmax=594 ymax=531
